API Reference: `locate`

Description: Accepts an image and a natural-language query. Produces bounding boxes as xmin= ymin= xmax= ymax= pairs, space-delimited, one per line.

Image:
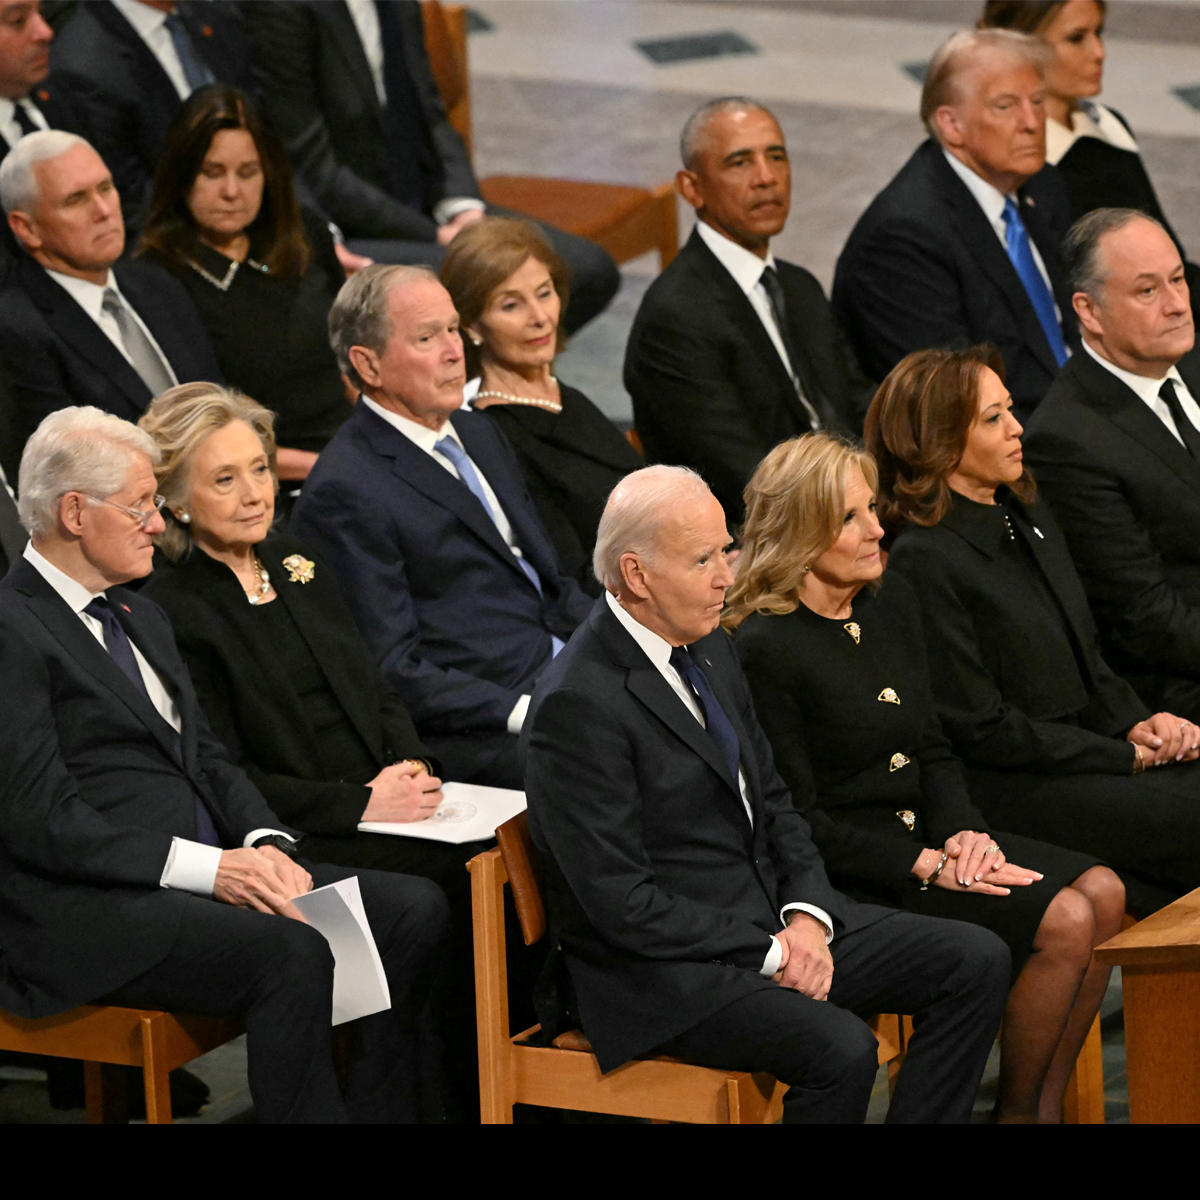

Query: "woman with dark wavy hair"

xmin=868 ymin=345 xmax=1200 ymax=916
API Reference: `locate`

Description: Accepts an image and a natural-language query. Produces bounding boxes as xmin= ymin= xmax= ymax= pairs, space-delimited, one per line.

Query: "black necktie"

xmin=1160 ymin=379 xmax=1200 ymax=460
xmin=758 ymin=265 xmax=822 ymax=429
xmin=83 ymin=597 xmax=221 ymax=847
xmin=669 ymin=646 xmax=742 ymax=787
xmin=12 ymin=100 xmax=39 ymax=138
xmin=375 ymin=0 xmax=432 ymax=210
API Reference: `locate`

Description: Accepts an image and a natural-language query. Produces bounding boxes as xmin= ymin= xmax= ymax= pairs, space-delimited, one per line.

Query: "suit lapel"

xmin=92 ymin=0 xmax=182 ymax=114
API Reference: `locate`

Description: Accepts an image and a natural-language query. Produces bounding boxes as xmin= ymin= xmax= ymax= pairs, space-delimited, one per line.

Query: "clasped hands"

xmin=1127 ymin=712 xmax=1200 ymax=768
xmin=214 ymin=844 xmax=313 ymax=920
xmin=911 ymin=830 xmax=1043 ymax=896
xmin=770 ymin=912 xmax=834 ymax=1001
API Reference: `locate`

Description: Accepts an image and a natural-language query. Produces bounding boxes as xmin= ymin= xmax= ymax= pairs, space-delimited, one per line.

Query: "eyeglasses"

xmin=84 ymin=492 xmax=167 ymax=530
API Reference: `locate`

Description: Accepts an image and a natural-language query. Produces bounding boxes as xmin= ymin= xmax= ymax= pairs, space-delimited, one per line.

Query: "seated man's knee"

xmin=778 ymin=1005 xmax=878 ymax=1091
xmin=945 ymin=923 xmax=1011 ymax=992
xmin=262 ymin=917 xmax=336 ymax=991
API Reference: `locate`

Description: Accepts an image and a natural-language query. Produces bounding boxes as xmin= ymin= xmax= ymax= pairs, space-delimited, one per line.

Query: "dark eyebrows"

xmin=721 ymin=142 xmax=786 ymax=165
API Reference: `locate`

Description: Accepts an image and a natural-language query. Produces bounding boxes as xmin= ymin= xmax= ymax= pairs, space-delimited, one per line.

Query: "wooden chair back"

xmin=421 ymin=2 xmax=472 ymax=155
xmin=495 ymin=811 xmax=546 ymax=946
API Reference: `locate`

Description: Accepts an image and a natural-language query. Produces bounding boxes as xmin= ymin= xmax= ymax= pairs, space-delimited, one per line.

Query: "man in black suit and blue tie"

xmin=291 ymin=264 xmax=591 ymax=789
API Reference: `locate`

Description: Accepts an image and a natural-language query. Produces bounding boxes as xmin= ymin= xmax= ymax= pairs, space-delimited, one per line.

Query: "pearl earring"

xmin=469 ymin=334 xmax=482 ymax=346
xmin=178 ymin=512 xmax=191 ymax=524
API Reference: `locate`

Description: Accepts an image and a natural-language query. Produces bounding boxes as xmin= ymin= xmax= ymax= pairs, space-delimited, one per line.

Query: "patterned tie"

xmin=101 ymin=289 xmax=175 ymax=397
xmin=83 ymin=597 xmax=221 ymax=847
xmin=669 ymin=646 xmax=742 ymax=787
xmin=1001 ymin=197 xmax=1069 ymax=368
xmin=163 ymin=12 xmax=216 ymax=93
xmin=12 ymin=99 xmax=39 ymax=138
xmin=758 ymin=264 xmax=822 ymax=429
xmin=1160 ymin=378 xmax=1200 ymax=460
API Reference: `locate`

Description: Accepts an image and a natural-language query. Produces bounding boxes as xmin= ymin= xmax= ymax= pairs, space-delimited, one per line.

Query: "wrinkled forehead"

xmin=386 ymin=277 xmax=458 ymax=330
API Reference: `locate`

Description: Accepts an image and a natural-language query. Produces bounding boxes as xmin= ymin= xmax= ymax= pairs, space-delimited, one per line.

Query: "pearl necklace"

xmin=475 ymin=376 xmax=562 ymax=414
xmin=245 ymin=555 xmax=273 ymax=605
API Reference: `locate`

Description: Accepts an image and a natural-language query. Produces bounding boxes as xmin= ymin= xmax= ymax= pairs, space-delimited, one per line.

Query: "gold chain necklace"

xmin=245 ymin=554 xmax=273 ymax=605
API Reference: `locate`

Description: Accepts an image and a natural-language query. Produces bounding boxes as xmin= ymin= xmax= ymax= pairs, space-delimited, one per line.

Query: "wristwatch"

xmin=252 ymin=834 xmax=302 ymax=859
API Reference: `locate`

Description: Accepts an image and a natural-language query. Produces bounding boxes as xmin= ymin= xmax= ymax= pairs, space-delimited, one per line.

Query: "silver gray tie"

xmin=101 ymin=288 xmax=175 ymax=396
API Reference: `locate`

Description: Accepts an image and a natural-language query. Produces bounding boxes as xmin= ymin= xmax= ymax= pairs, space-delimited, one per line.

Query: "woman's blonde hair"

xmin=138 ymin=381 xmax=277 ymax=561
xmin=722 ymin=432 xmax=878 ymax=632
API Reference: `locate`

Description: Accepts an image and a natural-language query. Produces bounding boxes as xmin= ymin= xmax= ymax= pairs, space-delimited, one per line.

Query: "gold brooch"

xmin=889 ymin=752 xmax=910 ymax=772
xmin=878 ymin=688 xmax=900 ymax=705
xmin=896 ymin=809 xmax=916 ymax=830
xmin=281 ymin=554 xmax=315 ymax=585
xmin=844 ymin=622 xmax=861 ymax=645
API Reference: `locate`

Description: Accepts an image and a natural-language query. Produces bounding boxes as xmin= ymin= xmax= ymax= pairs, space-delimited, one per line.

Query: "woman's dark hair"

xmin=978 ymin=0 xmax=1107 ymax=35
xmin=864 ymin=344 xmax=1035 ymax=531
xmin=137 ymin=84 xmax=309 ymax=277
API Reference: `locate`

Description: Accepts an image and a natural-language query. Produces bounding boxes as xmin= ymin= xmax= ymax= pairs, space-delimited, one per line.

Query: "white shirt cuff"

xmin=761 ymin=935 xmax=784 ymax=978
xmin=507 ymin=694 xmax=531 ymax=735
xmin=159 ymin=837 xmax=222 ymax=896
xmin=781 ymin=903 xmax=834 ymax=945
xmin=434 ymin=196 xmax=486 ymax=225
xmin=243 ymin=829 xmax=296 ymax=850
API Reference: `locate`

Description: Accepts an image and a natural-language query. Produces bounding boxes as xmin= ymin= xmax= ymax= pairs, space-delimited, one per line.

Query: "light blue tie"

xmin=164 ymin=13 xmax=216 ymax=93
xmin=1001 ymin=196 xmax=1069 ymax=368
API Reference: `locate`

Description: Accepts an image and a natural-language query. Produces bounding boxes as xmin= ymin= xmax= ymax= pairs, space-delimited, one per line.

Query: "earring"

xmin=801 ymin=564 xmax=811 ymax=574
xmin=469 ymin=336 xmax=482 ymax=347
xmin=178 ymin=511 xmax=191 ymax=524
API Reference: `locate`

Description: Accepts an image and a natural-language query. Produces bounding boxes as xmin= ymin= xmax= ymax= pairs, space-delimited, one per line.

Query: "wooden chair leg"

xmin=470 ymin=851 xmax=514 ymax=1124
xmin=1062 ymin=1012 xmax=1105 ymax=1124
xmin=140 ymin=1014 xmax=173 ymax=1124
xmin=84 ymin=1061 xmax=129 ymax=1124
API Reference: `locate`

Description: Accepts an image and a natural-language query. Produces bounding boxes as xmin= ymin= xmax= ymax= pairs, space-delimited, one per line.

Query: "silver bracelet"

xmin=920 ymin=850 xmax=949 ymax=892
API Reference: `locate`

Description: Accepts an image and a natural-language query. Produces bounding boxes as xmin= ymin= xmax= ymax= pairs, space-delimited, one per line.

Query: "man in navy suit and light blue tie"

xmin=292 ymin=264 xmax=591 ymax=789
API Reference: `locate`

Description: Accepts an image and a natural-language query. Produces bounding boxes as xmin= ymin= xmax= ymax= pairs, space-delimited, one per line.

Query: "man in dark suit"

xmin=0 ymin=130 xmax=220 ymax=448
xmin=833 ymin=28 xmax=1077 ymax=420
xmin=524 ymin=465 xmax=1009 ymax=1123
xmin=292 ymin=264 xmax=591 ymax=789
xmin=243 ymin=0 xmax=619 ymax=333
xmin=1025 ymin=208 xmax=1200 ymax=720
xmin=45 ymin=0 xmax=254 ymax=233
xmin=624 ymin=97 xmax=872 ymax=526
xmin=0 ymin=404 xmax=449 ymax=1122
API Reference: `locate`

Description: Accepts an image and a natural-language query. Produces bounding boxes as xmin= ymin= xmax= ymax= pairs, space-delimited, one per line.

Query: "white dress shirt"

xmin=22 ymin=543 xmax=290 ymax=896
xmin=0 ymin=95 xmax=48 ymax=149
xmin=42 ymin=268 xmax=179 ymax=388
xmin=111 ymin=0 xmax=192 ymax=101
xmin=1045 ymin=101 xmax=1139 ymax=167
xmin=604 ymin=591 xmax=833 ymax=974
xmin=1083 ymin=340 xmax=1200 ymax=445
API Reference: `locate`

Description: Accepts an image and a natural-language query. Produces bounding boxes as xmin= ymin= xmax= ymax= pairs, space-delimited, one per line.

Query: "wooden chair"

xmin=421 ymin=2 xmax=679 ymax=270
xmin=468 ymin=812 xmax=907 ymax=1124
xmin=0 ymin=1006 xmax=242 ymax=1123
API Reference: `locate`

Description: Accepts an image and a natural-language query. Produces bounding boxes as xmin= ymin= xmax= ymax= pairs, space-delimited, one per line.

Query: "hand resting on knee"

xmin=771 ymin=911 xmax=834 ymax=1000
xmin=214 ymin=845 xmax=313 ymax=919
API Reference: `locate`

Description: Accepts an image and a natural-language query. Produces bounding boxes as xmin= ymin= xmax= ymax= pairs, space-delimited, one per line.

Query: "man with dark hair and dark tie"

xmin=0 ymin=129 xmax=220 ymax=449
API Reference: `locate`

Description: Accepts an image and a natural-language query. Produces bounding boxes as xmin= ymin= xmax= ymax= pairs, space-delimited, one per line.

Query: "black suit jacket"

xmin=833 ymin=139 xmax=1078 ymax=418
xmin=1024 ymin=348 xmax=1200 ymax=710
xmin=624 ymin=227 xmax=871 ymax=524
xmin=291 ymin=402 xmax=591 ymax=736
xmin=141 ymin=535 xmax=432 ymax=838
xmin=888 ymin=491 xmax=1148 ymax=777
xmin=0 ymin=254 xmax=222 ymax=442
xmin=0 ymin=558 xmax=292 ymax=1017
xmin=48 ymin=0 xmax=254 ymax=232
xmin=245 ymin=0 xmax=478 ymax=242
xmin=523 ymin=598 xmax=889 ymax=1072
xmin=0 ymin=79 xmax=88 ymax=159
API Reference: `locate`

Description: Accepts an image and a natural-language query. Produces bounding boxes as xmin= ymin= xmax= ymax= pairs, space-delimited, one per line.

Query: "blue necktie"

xmin=1002 ymin=196 xmax=1069 ymax=368
xmin=669 ymin=646 xmax=742 ymax=787
xmin=164 ymin=12 xmax=216 ymax=94
xmin=84 ymin=598 xmax=221 ymax=847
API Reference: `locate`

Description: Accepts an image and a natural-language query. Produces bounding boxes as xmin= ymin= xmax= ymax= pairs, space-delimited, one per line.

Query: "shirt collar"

xmin=604 ymin=589 xmax=675 ymax=673
xmin=111 ymin=0 xmax=168 ymax=38
xmin=23 ymin=541 xmax=104 ymax=612
xmin=942 ymin=148 xmax=1010 ymax=226
xmin=42 ymin=267 xmax=117 ymax=324
xmin=695 ymin=219 xmax=777 ymax=297
xmin=359 ymin=393 xmax=462 ymax=454
xmin=1082 ymin=339 xmax=1185 ymax=403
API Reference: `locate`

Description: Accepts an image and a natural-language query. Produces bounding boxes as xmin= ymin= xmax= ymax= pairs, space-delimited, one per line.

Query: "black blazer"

xmin=624 ymin=227 xmax=871 ymax=525
xmin=141 ymin=536 xmax=432 ymax=838
xmin=48 ymin=2 xmax=254 ymax=233
xmin=473 ymin=383 xmax=642 ymax=592
xmin=0 ymin=483 xmax=24 ymax=576
xmin=290 ymin=402 xmax=592 ymax=736
xmin=0 ymin=78 xmax=88 ymax=159
xmin=245 ymin=0 xmax=478 ymax=242
xmin=523 ymin=598 xmax=889 ymax=1072
xmin=887 ymin=491 xmax=1148 ymax=776
xmin=0 ymin=254 xmax=222 ymax=442
xmin=0 ymin=558 xmax=291 ymax=1017
xmin=1024 ymin=347 xmax=1200 ymax=707
xmin=832 ymin=139 xmax=1077 ymax=418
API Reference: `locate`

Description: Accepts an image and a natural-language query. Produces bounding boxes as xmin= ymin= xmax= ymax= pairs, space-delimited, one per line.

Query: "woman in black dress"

xmin=440 ymin=218 xmax=641 ymax=594
xmin=867 ymin=345 xmax=1200 ymax=920
xmin=137 ymin=85 xmax=352 ymax=495
xmin=727 ymin=431 xmax=1122 ymax=1122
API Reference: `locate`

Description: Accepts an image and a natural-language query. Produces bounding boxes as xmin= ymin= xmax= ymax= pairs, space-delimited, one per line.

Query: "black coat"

xmin=0 ymin=254 xmax=222 ymax=444
xmin=140 ymin=536 xmax=431 ymax=838
xmin=523 ymin=597 xmax=889 ymax=1073
xmin=0 ymin=558 xmax=292 ymax=1017
xmin=245 ymin=0 xmax=478 ymax=242
xmin=0 ymin=77 xmax=89 ymax=159
xmin=832 ymin=139 xmax=1077 ymax=419
xmin=1024 ymin=348 xmax=1200 ymax=715
xmin=625 ymin=227 xmax=871 ymax=525
xmin=887 ymin=490 xmax=1148 ymax=776
xmin=48 ymin=1 xmax=256 ymax=233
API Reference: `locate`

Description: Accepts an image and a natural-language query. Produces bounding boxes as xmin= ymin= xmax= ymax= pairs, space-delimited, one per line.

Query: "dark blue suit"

xmin=291 ymin=402 xmax=591 ymax=783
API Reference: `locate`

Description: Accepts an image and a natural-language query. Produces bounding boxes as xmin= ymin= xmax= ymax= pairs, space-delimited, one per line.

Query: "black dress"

xmin=888 ymin=489 xmax=1200 ymax=914
xmin=472 ymin=383 xmax=641 ymax=594
xmin=734 ymin=574 xmax=1097 ymax=977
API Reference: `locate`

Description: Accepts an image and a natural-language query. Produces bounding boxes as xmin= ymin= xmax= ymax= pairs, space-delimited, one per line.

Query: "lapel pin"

xmin=1034 ymin=527 xmax=1044 ymax=538
xmin=121 ymin=603 xmax=131 ymax=612
xmin=1025 ymin=195 xmax=1036 ymax=207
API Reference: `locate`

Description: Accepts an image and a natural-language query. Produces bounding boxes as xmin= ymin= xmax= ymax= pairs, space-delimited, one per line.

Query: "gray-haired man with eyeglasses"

xmin=0 ymin=405 xmax=451 ymax=1123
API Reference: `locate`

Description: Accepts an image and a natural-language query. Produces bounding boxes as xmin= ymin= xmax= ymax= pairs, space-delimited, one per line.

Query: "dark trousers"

xmin=347 ymin=206 xmax=620 ymax=334
xmin=660 ymin=912 xmax=1009 ymax=1124
xmin=100 ymin=864 xmax=449 ymax=1124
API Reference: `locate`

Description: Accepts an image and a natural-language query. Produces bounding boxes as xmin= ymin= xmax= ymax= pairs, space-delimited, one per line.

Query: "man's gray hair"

xmin=1062 ymin=207 xmax=1169 ymax=299
xmin=680 ymin=96 xmax=773 ymax=169
xmin=18 ymin=406 xmax=160 ymax=538
xmin=920 ymin=28 xmax=1049 ymax=137
xmin=593 ymin=464 xmax=712 ymax=591
xmin=328 ymin=262 xmax=440 ymax=392
xmin=0 ymin=129 xmax=91 ymax=214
